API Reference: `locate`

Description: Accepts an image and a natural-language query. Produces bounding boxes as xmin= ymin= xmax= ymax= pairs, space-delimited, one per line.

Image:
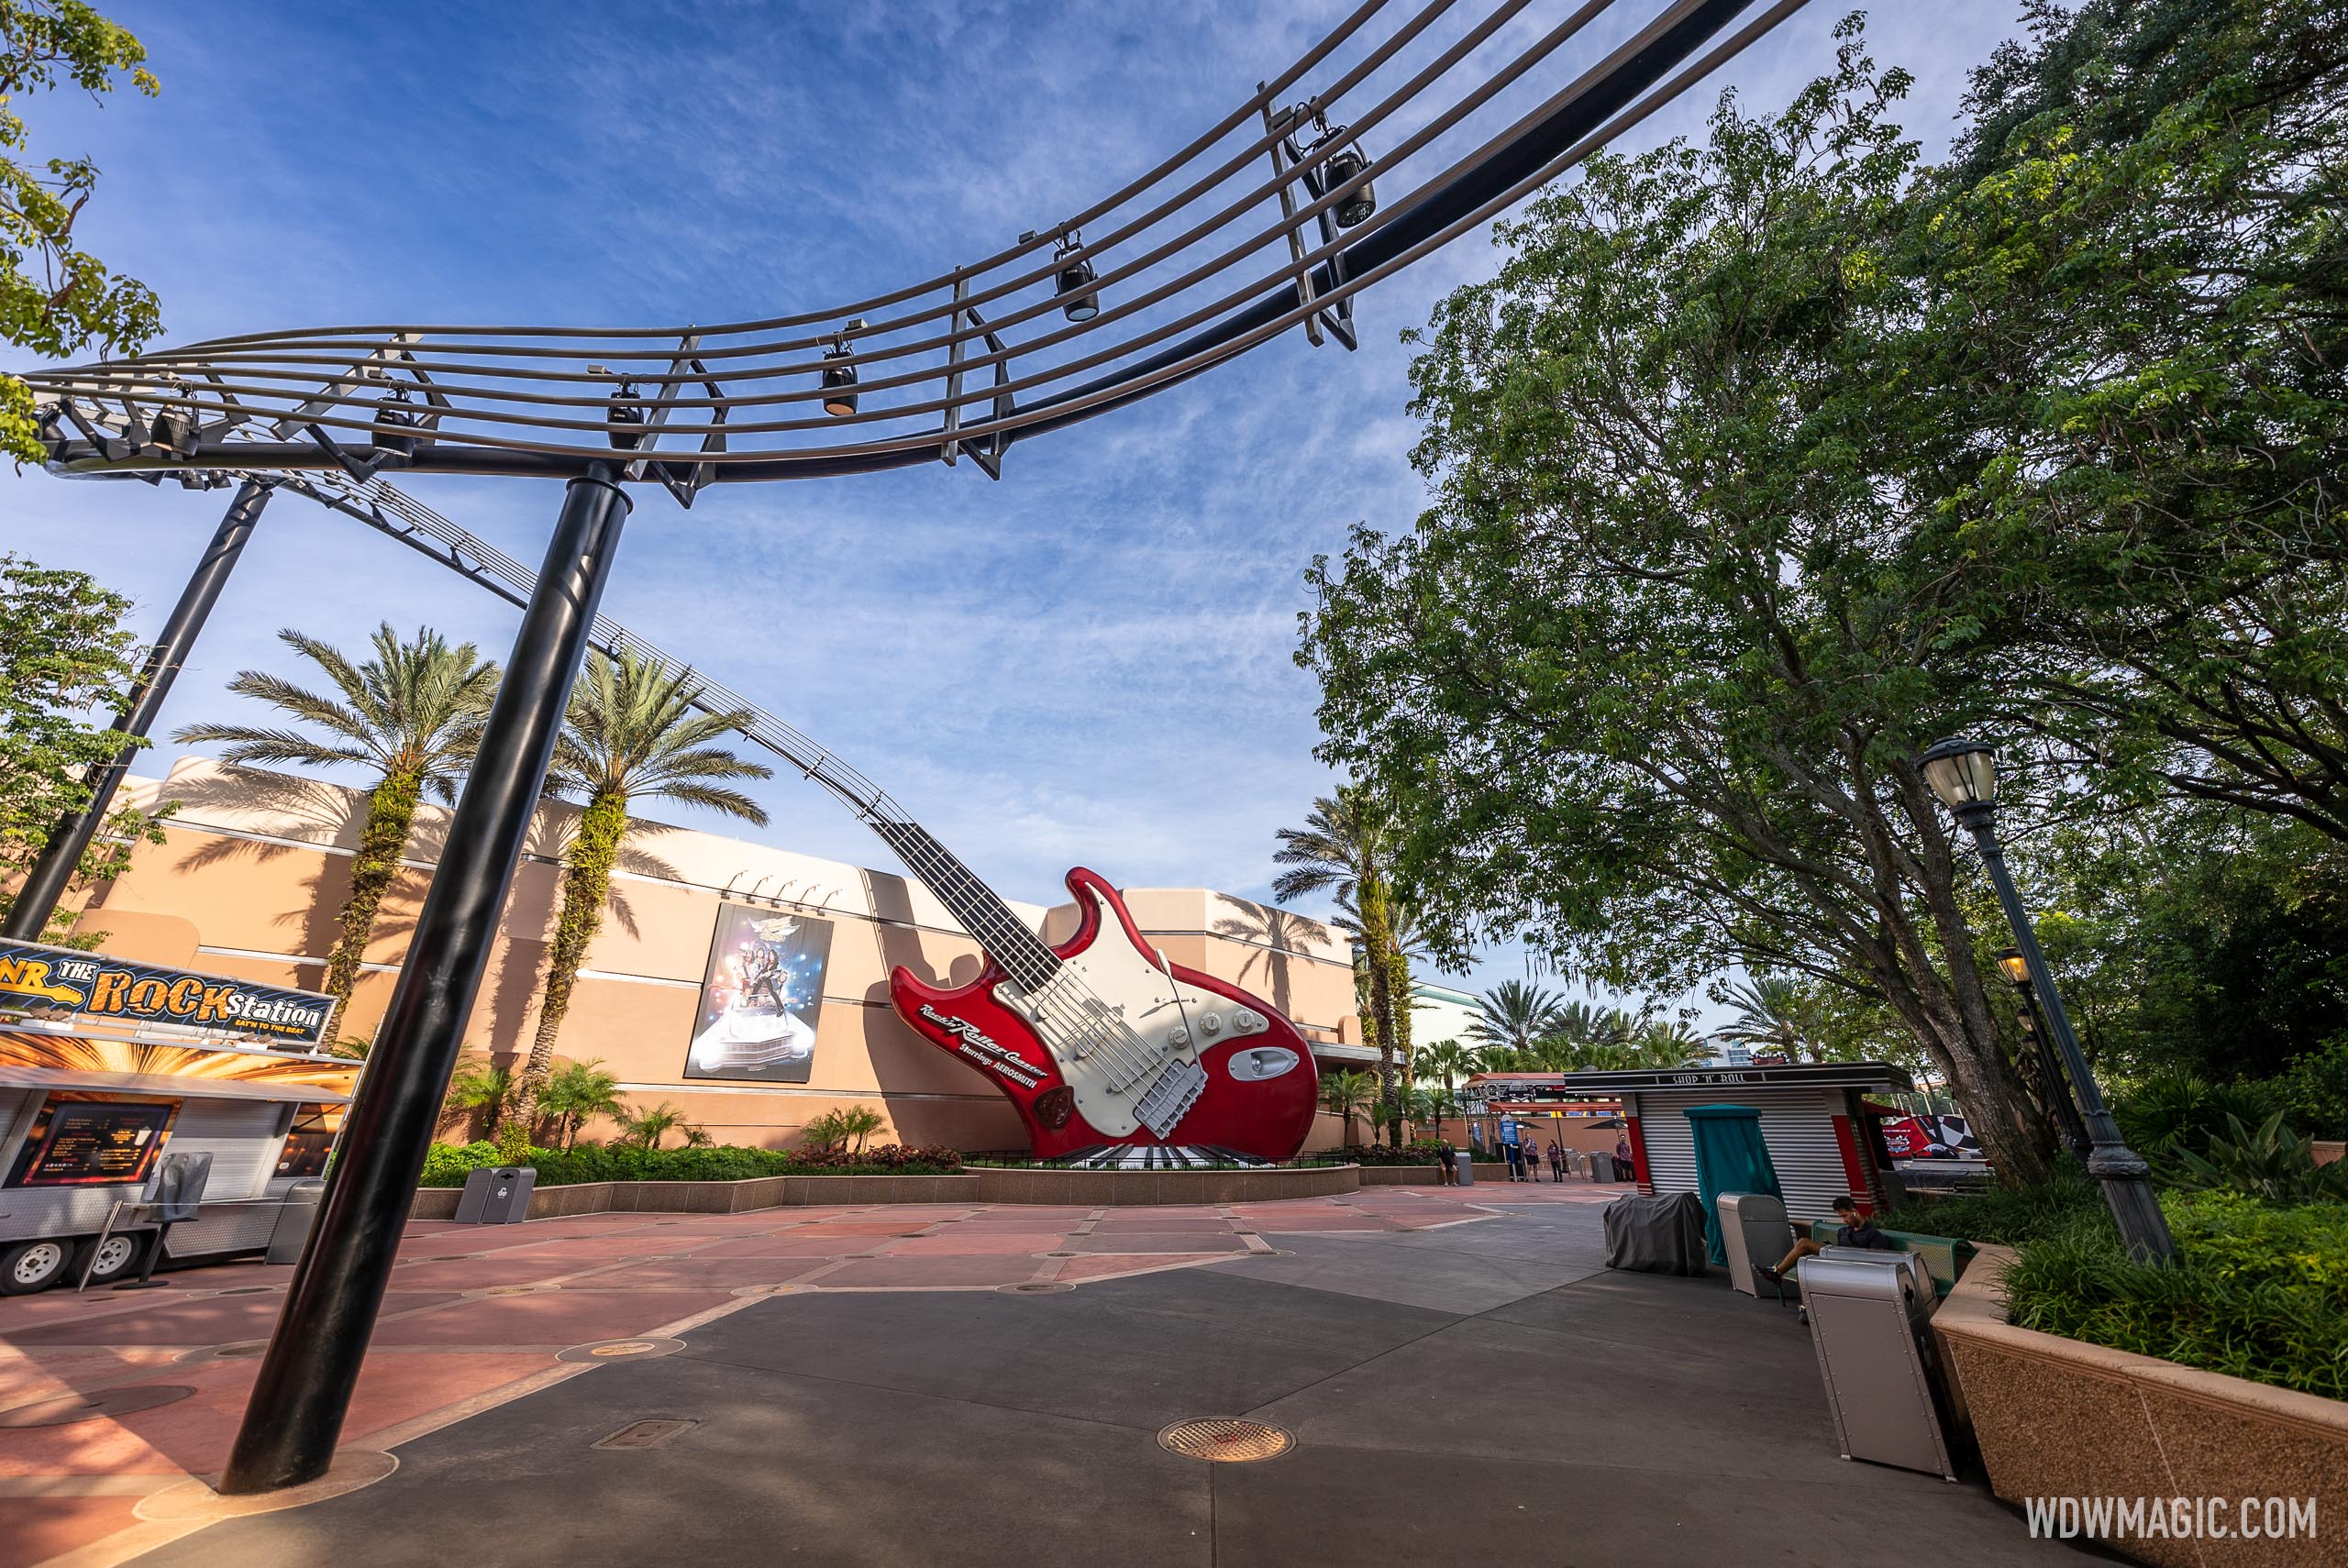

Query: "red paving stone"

xmin=364 ymin=1289 xmax=738 ymax=1348
xmin=577 ymin=1257 xmax=837 ymax=1289
xmin=691 ymin=1234 xmax=901 ymax=1258
xmin=815 ymin=1255 xmax=1045 ymax=1288
xmin=874 ymin=1233 xmax=1058 ymax=1256
xmin=1066 ymin=1232 xmax=1247 ymax=1253
xmin=0 ymin=1495 xmax=143 ymax=1562
xmin=1047 ymin=1253 xmax=1232 ymax=1283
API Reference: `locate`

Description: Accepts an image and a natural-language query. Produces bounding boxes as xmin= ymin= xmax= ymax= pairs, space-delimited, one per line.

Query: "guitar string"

xmin=876 ymin=822 xmax=1174 ymax=1090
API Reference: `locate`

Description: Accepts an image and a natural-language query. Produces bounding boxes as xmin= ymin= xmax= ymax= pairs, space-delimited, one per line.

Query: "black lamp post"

xmin=1998 ymin=947 xmax=2090 ymax=1158
xmin=1917 ymin=736 xmax=2174 ymax=1264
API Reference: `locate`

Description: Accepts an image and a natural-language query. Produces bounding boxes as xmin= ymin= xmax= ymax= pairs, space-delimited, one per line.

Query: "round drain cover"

xmin=0 ymin=1386 xmax=195 ymax=1427
xmin=1157 ymin=1419 xmax=1293 ymax=1463
xmin=557 ymin=1337 xmax=686 ymax=1364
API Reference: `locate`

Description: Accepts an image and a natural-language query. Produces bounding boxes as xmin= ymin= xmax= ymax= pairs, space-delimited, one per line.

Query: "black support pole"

xmin=219 ymin=468 xmax=631 ymax=1495
xmin=2 ymin=479 xmax=274 ymax=943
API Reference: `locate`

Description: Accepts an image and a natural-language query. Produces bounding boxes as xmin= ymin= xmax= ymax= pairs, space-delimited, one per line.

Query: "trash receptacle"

xmin=1797 ymin=1253 xmax=1955 ymax=1479
xmin=1718 ymin=1191 xmax=1795 ymax=1297
xmin=454 ymin=1166 xmax=536 ymax=1224
xmin=1586 ymin=1151 xmax=1616 ymax=1184
xmin=266 ymin=1178 xmax=327 ymax=1264
xmin=1454 ymin=1151 xmax=1475 ymax=1187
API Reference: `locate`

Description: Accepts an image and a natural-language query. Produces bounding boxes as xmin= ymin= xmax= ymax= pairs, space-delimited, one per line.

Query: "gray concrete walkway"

xmin=133 ymin=1196 xmax=2080 ymax=1567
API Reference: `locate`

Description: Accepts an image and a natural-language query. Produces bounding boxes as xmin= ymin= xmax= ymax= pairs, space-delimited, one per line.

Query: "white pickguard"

xmin=993 ymin=923 xmax=1268 ymax=1139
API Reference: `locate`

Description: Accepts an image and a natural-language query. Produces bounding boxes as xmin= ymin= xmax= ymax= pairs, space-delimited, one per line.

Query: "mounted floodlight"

xmin=592 ymin=363 xmax=648 ymax=451
xmin=149 ymin=398 xmax=197 ymax=458
xmin=1316 ymin=127 xmax=1376 ymax=228
xmin=371 ymin=383 xmax=420 ymax=460
xmin=1054 ymin=232 xmax=1100 ymax=323
xmin=821 ymin=322 xmax=864 ymax=417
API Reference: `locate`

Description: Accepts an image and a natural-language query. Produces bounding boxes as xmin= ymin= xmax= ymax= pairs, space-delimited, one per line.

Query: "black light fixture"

xmin=820 ymin=320 xmax=863 ymax=418
xmin=1024 ymin=228 xmax=1101 ymax=323
xmin=1315 ymin=126 xmax=1376 ymax=227
xmin=1919 ymin=734 xmax=2172 ymax=1262
xmin=591 ymin=364 xmax=647 ymax=451
xmin=148 ymin=390 xmax=196 ymax=458
xmin=1995 ymin=947 xmax=2032 ymax=988
xmin=371 ymin=381 xmax=419 ymax=461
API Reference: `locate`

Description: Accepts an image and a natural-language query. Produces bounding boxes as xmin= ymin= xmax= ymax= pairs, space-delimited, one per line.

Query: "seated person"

xmin=1755 ymin=1195 xmax=1892 ymax=1286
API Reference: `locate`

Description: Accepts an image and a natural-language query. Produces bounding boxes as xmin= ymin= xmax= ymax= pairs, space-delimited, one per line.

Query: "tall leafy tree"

xmin=1918 ymin=0 xmax=2348 ymax=838
xmin=1274 ymin=786 xmax=1412 ymax=1143
xmin=2 ymin=1 xmax=161 ymax=462
xmin=511 ymin=649 xmax=770 ymax=1138
xmin=1319 ymin=1066 xmax=1376 ymax=1147
xmin=1716 ymin=977 xmax=1814 ymax=1062
xmin=1299 ymin=35 xmax=2055 ymax=1184
xmin=1417 ymin=1038 xmax=1476 ymax=1102
xmin=175 ymin=624 xmax=499 ymax=1045
xmin=0 ymin=555 xmax=167 ymax=942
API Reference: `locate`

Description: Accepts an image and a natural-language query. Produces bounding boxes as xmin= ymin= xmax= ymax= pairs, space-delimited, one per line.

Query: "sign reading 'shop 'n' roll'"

xmin=0 ymin=938 xmax=338 ymax=1049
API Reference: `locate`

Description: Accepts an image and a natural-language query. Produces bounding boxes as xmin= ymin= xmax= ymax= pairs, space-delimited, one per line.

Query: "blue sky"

xmin=2 ymin=2 xmax=2033 ymax=1020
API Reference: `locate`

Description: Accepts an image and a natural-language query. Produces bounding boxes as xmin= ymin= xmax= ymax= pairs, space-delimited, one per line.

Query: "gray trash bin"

xmin=1454 ymin=1150 xmax=1475 ymax=1187
xmin=453 ymin=1166 xmax=536 ymax=1224
xmin=1586 ymin=1151 xmax=1616 ymax=1183
xmin=266 ymin=1178 xmax=327 ymax=1264
xmin=1718 ymin=1192 xmax=1795 ymax=1297
xmin=1797 ymin=1253 xmax=1955 ymax=1479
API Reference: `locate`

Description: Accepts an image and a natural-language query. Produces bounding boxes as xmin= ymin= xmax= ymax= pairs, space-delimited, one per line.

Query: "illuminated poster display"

xmin=0 ymin=937 xmax=337 ymax=1049
xmin=684 ymin=905 xmax=835 ymax=1084
xmin=8 ymin=1099 xmax=177 ymax=1187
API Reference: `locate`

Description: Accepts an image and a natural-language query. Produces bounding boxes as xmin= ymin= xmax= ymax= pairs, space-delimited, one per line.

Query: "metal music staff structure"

xmin=8 ymin=0 xmax=1807 ymax=1495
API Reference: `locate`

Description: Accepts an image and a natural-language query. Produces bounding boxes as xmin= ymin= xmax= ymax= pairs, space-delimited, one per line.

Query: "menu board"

xmin=10 ymin=1100 xmax=176 ymax=1187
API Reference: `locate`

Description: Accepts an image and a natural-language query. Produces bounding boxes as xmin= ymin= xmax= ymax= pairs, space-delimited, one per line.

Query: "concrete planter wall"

xmin=1933 ymin=1244 xmax=2348 ymax=1568
xmin=409 ymin=1162 xmax=1361 ymax=1220
xmin=1357 ymin=1164 xmax=1512 ymax=1185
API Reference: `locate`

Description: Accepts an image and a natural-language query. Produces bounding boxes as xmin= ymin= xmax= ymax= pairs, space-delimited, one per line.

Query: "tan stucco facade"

xmin=63 ymin=759 xmax=1363 ymax=1154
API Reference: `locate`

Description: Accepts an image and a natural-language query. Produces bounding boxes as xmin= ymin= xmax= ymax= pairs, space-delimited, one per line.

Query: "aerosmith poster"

xmin=683 ymin=904 xmax=835 ymax=1084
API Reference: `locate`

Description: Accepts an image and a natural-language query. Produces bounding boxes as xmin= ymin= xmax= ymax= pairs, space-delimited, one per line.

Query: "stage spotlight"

xmin=821 ymin=322 xmax=864 ymax=417
xmin=1317 ymin=130 xmax=1376 ymax=227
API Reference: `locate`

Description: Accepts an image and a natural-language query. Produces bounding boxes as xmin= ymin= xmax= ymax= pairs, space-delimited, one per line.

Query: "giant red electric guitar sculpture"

xmin=868 ymin=819 xmax=1317 ymax=1164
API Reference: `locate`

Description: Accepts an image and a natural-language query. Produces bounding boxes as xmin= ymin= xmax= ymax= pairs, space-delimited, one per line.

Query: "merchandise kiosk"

xmin=0 ymin=938 xmax=358 ymax=1292
xmin=1533 ymin=1063 xmax=1917 ymax=1221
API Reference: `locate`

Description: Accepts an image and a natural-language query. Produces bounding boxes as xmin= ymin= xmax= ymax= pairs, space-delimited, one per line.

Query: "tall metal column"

xmin=220 ymin=468 xmax=631 ymax=1495
xmin=2 ymin=479 xmax=274 ymax=943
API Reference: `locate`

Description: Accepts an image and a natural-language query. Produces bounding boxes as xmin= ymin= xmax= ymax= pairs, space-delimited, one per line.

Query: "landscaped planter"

xmin=1933 ymin=1244 xmax=2348 ymax=1568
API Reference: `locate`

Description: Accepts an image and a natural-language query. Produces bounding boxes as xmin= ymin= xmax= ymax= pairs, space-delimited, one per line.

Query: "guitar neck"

xmin=869 ymin=819 xmax=1062 ymax=992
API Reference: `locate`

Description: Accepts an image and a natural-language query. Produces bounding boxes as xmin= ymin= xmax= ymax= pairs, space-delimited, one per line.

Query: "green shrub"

xmin=1881 ymin=1157 xmax=2110 ymax=1246
xmin=2114 ymin=1070 xmax=2286 ymax=1164
xmin=418 ymin=1140 xmax=963 ymax=1187
xmin=2169 ymin=1112 xmax=2348 ymax=1205
xmin=2274 ymin=1039 xmax=2348 ymax=1142
xmin=2000 ymin=1191 xmax=2348 ymax=1401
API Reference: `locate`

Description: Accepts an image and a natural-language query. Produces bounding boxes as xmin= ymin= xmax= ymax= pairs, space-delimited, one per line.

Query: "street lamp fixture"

xmin=1920 ymin=735 xmax=2175 ymax=1264
xmin=1995 ymin=948 xmax=2031 ymax=988
xmin=820 ymin=324 xmax=862 ymax=418
xmin=1997 ymin=947 xmax=2090 ymax=1158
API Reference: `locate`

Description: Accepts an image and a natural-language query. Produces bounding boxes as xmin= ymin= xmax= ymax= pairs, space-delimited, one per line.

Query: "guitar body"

xmin=889 ymin=868 xmax=1319 ymax=1162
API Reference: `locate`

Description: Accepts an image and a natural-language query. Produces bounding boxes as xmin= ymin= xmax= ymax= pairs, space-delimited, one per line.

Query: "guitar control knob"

xmin=1200 ymin=1011 xmax=1224 ymax=1036
xmin=1234 ymin=1009 xmax=1261 ymax=1032
xmin=1167 ymin=1026 xmax=1191 ymax=1047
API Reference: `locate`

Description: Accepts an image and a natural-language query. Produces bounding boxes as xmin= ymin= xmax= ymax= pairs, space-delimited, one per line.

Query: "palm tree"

xmin=1468 ymin=980 xmax=1563 ymax=1056
xmin=444 ymin=1057 xmax=519 ymax=1143
xmin=174 ymin=624 xmax=499 ymax=1047
xmin=1275 ymin=786 xmax=1412 ymax=1144
xmin=616 ymin=1101 xmax=699 ymax=1151
xmin=1320 ymin=1067 xmax=1377 ymax=1147
xmin=511 ymin=650 xmax=771 ymax=1140
xmin=1419 ymin=1038 xmax=1475 ymax=1103
xmin=537 ymin=1057 xmax=624 ymax=1150
xmin=1718 ymin=976 xmax=1811 ymax=1061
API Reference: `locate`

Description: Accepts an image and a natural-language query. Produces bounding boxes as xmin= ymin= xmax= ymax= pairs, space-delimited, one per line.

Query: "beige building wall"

xmin=68 ymin=759 xmax=1360 ymax=1154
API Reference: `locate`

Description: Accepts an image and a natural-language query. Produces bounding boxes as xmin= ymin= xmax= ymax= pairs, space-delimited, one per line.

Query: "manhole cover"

xmin=0 ymin=1386 xmax=195 ymax=1427
xmin=1046 ymin=1251 xmax=1078 ymax=1257
xmin=557 ymin=1337 xmax=686 ymax=1364
xmin=999 ymin=1282 xmax=1074 ymax=1295
xmin=1158 ymin=1419 xmax=1292 ymax=1463
xmin=593 ymin=1418 xmax=699 ymax=1450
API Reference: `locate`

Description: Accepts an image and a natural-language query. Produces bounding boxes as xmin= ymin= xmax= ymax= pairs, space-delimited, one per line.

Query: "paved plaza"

xmin=0 ymin=1183 xmax=2077 ymax=1566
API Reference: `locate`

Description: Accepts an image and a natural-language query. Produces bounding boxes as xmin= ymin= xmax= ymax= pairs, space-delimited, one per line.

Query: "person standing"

xmin=1614 ymin=1131 xmax=1634 ymax=1181
xmin=1549 ymin=1141 xmax=1567 ymax=1182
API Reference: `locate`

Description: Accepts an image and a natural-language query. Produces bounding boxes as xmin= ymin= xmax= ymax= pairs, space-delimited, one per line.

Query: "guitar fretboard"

xmin=869 ymin=819 xmax=1062 ymax=993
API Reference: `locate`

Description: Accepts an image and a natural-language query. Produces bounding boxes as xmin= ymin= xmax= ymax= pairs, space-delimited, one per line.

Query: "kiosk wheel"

xmin=72 ymin=1231 xmax=147 ymax=1288
xmin=0 ymin=1239 xmax=74 ymax=1295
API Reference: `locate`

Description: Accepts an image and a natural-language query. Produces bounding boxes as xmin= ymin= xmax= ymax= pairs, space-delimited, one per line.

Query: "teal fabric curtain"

xmin=1683 ymin=1104 xmax=1782 ymax=1265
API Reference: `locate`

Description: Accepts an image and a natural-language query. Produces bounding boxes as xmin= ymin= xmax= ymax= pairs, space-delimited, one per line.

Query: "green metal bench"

xmin=1806 ymin=1220 xmax=1977 ymax=1298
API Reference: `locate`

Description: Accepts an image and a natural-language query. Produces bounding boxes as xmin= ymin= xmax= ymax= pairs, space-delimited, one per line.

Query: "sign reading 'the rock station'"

xmin=0 ymin=937 xmax=338 ymax=1049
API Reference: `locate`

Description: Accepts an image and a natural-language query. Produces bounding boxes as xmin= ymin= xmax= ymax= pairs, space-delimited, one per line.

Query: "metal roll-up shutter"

xmin=1627 ymin=1088 xmax=1857 ymax=1226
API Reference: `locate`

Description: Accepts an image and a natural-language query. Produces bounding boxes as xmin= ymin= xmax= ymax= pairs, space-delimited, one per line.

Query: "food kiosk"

xmin=0 ymin=938 xmax=358 ymax=1292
